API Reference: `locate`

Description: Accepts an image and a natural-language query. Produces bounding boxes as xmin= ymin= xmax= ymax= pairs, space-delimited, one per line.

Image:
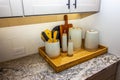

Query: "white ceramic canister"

xmin=85 ymin=30 xmax=99 ymax=51
xmin=45 ymin=41 xmax=60 ymax=58
xmin=69 ymin=27 xmax=82 ymax=50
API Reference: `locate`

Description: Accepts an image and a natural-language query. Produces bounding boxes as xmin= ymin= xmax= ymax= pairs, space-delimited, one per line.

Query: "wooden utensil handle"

xmin=64 ymin=15 xmax=68 ymax=25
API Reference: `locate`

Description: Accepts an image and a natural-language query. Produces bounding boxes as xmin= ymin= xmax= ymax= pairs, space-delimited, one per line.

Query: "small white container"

xmin=68 ymin=40 xmax=73 ymax=56
xmin=62 ymin=33 xmax=67 ymax=52
xmin=45 ymin=41 xmax=60 ymax=58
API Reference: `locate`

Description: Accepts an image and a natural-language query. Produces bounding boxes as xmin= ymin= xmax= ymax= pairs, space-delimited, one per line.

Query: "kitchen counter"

xmin=0 ymin=53 xmax=119 ymax=80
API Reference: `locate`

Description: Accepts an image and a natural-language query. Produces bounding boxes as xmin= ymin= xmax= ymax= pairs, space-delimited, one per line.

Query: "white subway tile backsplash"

xmin=0 ymin=20 xmax=81 ymax=62
xmin=0 ymin=39 xmax=13 ymax=61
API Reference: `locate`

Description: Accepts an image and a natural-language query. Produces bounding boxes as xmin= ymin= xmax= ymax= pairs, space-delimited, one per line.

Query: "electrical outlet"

xmin=13 ymin=47 xmax=25 ymax=56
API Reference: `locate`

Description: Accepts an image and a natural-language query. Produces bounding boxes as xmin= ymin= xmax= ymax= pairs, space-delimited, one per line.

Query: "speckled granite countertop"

xmin=0 ymin=53 xmax=119 ymax=80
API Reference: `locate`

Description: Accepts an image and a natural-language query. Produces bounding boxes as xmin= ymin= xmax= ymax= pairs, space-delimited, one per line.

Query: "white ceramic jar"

xmin=45 ymin=41 xmax=60 ymax=58
xmin=69 ymin=27 xmax=82 ymax=50
xmin=85 ymin=30 xmax=99 ymax=51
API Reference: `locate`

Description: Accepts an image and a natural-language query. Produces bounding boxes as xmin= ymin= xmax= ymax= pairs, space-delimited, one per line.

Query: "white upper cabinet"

xmin=9 ymin=0 xmax=23 ymax=16
xmin=23 ymin=0 xmax=70 ymax=16
xmin=0 ymin=0 xmax=23 ymax=17
xmin=0 ymin=0 xmax=11 ymax=17
xmin=23 ymin=0 xmax=100 ymax=16
xmin=0 ymin=0 xmax=100 ymax=17
xmin=70 ymin=0 xmax=100 ymax=13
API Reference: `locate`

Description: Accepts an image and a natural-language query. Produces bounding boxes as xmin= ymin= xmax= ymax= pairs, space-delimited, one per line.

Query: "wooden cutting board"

xmin=60 ymin=15 xmax=73 ymax=42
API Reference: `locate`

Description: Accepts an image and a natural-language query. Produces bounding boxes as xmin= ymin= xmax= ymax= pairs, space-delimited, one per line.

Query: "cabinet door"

xmin=0 ymin=0 xmax=12 ymax=17
xmin=10 ymin=0 xmax=23 ymax=16
xmin=0 ymin=0 xmax=23 ymax=17
xmin=23 ymin=0 xmax=70 ymax=16
xmin=70 ymin=0 xmax=100 ymax=13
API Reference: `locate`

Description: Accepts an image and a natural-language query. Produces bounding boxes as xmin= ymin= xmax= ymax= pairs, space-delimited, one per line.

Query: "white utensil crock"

xmin=45 ymin=41 xmax=60 ymax=58
xmin=85 ymin=30 xmax=99 ymax=51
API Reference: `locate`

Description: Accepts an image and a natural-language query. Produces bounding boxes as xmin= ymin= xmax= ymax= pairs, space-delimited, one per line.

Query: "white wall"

xmin=79 ymin=0 xmax=120 ymax=80
xmin=0 ymin=19 xmax=81 ymax=62
xmin=80 ymin=0 xmax=120 ymax=57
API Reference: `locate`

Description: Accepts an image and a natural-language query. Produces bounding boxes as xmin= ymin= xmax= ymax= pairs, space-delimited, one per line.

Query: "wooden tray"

xmin=38 ymin=45 xmax=107 ymax=72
